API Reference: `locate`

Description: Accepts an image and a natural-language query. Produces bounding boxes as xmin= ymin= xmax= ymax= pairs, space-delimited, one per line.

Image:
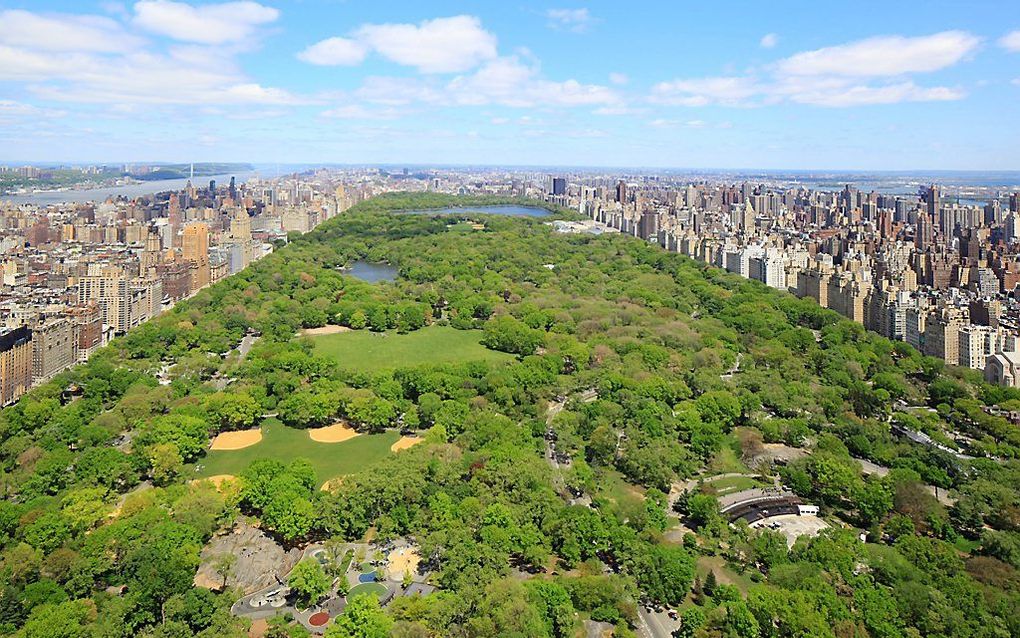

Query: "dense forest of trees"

xmin=0 ymin=192 xmax=1018 ymax=637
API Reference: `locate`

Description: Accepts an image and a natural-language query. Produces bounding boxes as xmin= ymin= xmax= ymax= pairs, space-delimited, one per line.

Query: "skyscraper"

xmin=182 ymin=222 xmax=210 ymax=291
xmin=551 ymin=177 xmax=566 ymax=196
xmin=926 ymin=184 xmax=941 ymax=217
xmin=616 ymin=180 xmax=627 ymax=204
xmin=182 ymin=222 xmax=209 ymax=263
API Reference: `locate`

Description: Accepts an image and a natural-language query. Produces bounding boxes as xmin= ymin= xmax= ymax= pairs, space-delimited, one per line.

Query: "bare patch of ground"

xmin=386 ymin=546 xmax=421 ymax=580
xmin=308 ymin=422 xmax=360 ymax=443
xmin=320 ymin=477 xmax=343 ymax=492
xmin=210 ymin=429 xmax=262 ymax=450
xmin=391 ymin=436 xmax=423 ymax=452
xmin=190 ymin=474 xmax=239 ymax=492
xmin=248 ymin=619 xmax=269 ymax=638
xmin=300 ymin=325 xmax=351 ymax=336
xmin=750 ymin=513 xmax=829 ymax=548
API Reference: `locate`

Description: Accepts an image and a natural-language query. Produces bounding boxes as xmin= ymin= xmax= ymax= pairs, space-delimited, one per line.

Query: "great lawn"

xmin=194 ymin=418 xmax=398 ymax=483
xmin=306 ymin=325 xmax=513 ymax=373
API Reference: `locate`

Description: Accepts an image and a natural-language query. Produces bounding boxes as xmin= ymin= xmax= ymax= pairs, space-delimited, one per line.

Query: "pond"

xmin=346 ymin=261 xmax=398 ymax=283
xmin=401 ymin=204 xmax=552 ymax=218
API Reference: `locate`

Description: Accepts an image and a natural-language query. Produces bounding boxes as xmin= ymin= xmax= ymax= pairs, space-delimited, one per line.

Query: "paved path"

xmin=637 ymin=607 xmax=677 ymax=638
xmin=237 ymin=334 xmax=258 ymax=359
xmin=855 ymin=457 xmax=955 ymax=506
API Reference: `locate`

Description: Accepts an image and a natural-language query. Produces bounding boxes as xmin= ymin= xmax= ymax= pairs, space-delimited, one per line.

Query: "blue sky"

xmin=0 ymin=0 xmax=1018 ymax=170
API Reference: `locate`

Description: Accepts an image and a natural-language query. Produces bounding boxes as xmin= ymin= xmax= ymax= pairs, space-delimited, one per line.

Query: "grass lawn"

xmin=195 ymin=418 xmax=398 ymax=483
xmin=598 ymin=469 xmax=646 ymax=507
xmin=954 ymin=537 xmax=981 ymax=555
xmin=308 ymin=325 xmax=513 ymax=373
xmin=703 ymin=475 xmax=761 ymax=495
xmin=707 ymin=445 xmax=751 ymax=475
xmin=696 ymin=555 xmax=757 ymax=595
xmin=348 ymin=582 xmax=387 ymax=599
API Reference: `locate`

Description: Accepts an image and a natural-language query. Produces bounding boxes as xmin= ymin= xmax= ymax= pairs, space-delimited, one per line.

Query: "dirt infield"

xmin=391 ymin=436 xmax=423 ymax=452
xmin=387 ymin=547 xmax=421 ymax=580
xmin=210 ymin=429 xmax=263 ymax=450
xmin=191 ymin=474 xmax=239 ymax=491
xmin=300 ymin=325 xmax=351 ymax=336
xmin=308 ymin=422 xmax=360 ymax=443
xmin=320 ymin=477 xmax=343 ymax=492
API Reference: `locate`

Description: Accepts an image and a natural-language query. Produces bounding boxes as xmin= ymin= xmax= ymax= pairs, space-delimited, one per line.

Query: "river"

xmin=3 ymin=170 xmax=260 ymax=205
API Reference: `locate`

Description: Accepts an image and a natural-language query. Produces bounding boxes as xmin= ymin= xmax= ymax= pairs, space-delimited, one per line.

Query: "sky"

xmin=0 ymin=0 xmax=1019 ymax=170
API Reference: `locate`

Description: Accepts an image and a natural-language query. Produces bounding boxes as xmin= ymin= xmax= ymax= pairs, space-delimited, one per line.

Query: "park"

xmin=305 ymin=324 xmax=513 ymax=373
xmin=196 ymin=418 xmax=399 ymax=488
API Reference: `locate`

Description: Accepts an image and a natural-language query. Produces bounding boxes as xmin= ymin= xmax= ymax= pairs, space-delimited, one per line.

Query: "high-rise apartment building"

xmin=0 ymin=327 xmax=32 ymax=406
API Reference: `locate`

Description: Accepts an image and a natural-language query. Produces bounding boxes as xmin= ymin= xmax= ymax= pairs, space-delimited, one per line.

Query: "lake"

xmin=401 ymin=204 xmax=551 ymax=217
xmin=3 ymin=170 xmax=260 ymax=205
xmin=346 ymin=261 xmax=398 ymax=283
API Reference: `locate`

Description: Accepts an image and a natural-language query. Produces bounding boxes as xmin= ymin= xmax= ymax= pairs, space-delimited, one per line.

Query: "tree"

xmin=149 ymin=442 xmax=184 ymax=486
xmin=22 ymin=513 xmax=70 ymax=554
xmin=17 ymin=600 xmax=94 ymax=638
xmin=204 ymin=392 xmax=261 ymax=431
xmin=633 ymin=544 xmax=695 ymax=606
xmin=481 ymin=316 xmax=544 ymax=356
xmin=686 ymin=493 xmax=721 ymax=529
xmin=213 ymin=553 xmax=237 ymax=590
xmin=325 ymin=593 xmax=393 ymax=638
xmin=674 ymin=607 xmax=705 ymax=638
xmin=288 ymin=559 xmax=330 ymax=609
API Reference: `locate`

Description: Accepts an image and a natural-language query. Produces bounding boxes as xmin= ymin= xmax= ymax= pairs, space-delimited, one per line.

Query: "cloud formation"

xmin=1000 ymin=30 xmax=1020 ymax=52
xmin=0 ymin=3 xmax=296 ymax=106
xmin=776 ymin=31 xmax=980 ymax=77
xmin=545 ymin=8 xmax=595 ymax=33
xmin=651 ymin=31 xmax=975 ymax=108
xmin=133 ymin=0 xmax=279 ymax=45
xmin=298 ymin=15 xmax=498 ymax=73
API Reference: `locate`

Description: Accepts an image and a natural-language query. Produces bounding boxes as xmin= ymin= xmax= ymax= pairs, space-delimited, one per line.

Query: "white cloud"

xmin=1000 ymin=30 xmax=1020 ymax=52
xmin=787 ymin=81 xmax=965 ymax=107
xmin=777 ymin=30 xmax=979 ymax=77
xmin=651 ymin=76 xmax=758 ymax=106
xmin=650 ymin=31 xmax=976 ymax=109
xmin=649 ymin=118 xmax=707 ymax=129
xmin=760 ymin=33 xmax=778 ymax=49
xmin=650 ymin=71 xmax=965 ymax=109
xmin=133 ymin=0 xmax=279 ymax=45
xmin=1012 ymin=78 xmax=1020 ymax=86
xmin=355 ymin=76 xmax=445 ymax=106
xmin=447 ymin=56 xmax=619 ymax=107
xmin=609 ymin=72 xmax=629 ymax=85
xmin=297 ymin=37 xmax=367 ymax=66
xmin=351 ymin=56 xmax=618 ymax=109
xmin=354 ymin=15 xmax=498 ymax=73
xmin=0 ymin=9 xmax=143 ymax=53
xmin=0 ymin=100 xmax=67 ymax=122
xmin=0 ymin=6 xmax=298 ymax=108
xmin=545 ymin=8 xmax=595 ymax=33
xmin=320 ymin=104 xmax=403 ymax=119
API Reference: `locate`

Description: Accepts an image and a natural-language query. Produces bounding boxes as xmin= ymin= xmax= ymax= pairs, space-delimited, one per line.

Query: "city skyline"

xmin=1 ymin=0 xmax=1019 ymax=170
